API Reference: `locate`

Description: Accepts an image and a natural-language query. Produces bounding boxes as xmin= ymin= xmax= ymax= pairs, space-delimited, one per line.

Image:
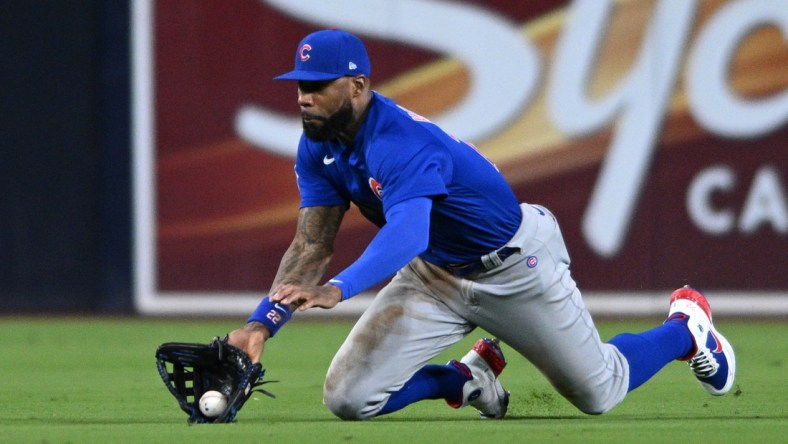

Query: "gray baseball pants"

xmin=323 ymin=203 xmax=630 ymax=419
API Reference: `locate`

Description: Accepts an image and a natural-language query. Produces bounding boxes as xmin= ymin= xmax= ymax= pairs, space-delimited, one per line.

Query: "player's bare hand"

xmin=227 ymin=323 xmax=270 ymax=364
xmin=270 ymin=283 xmax=342 ymax=311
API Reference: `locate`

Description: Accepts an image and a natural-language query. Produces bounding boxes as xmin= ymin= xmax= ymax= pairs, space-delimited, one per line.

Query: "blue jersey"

xmin=295 ymin=92 xmax=521 ymax=265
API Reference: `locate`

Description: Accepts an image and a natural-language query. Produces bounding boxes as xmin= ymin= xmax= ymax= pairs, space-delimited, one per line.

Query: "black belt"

xmin=444 ymin=246 xmax=521 ymax=277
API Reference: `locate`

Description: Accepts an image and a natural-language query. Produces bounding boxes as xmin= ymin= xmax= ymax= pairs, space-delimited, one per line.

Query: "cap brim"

xmin=273 ymin=70 xmax=343 ymax=81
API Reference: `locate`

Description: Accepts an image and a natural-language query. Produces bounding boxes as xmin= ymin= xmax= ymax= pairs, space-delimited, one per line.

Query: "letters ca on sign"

xmin=243 ymin=0 xmax=787 ymax=257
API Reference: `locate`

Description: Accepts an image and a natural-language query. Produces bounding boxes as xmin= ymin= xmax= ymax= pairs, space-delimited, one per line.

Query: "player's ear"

xmin=350 ymin=75 xmax=368 ymax=97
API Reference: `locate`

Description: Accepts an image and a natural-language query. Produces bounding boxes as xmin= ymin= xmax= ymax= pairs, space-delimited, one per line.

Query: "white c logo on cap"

xmin=299 ymin=43 xmax=312 ymax=61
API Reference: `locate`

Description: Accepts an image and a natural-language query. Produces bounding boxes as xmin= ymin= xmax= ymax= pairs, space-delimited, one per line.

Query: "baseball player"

xmin=228 ymin=29 xmax=735 ymax=420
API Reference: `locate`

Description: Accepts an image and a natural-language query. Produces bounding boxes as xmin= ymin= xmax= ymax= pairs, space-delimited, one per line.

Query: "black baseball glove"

xmin=155 ymin=335 xmax=275 ymax=423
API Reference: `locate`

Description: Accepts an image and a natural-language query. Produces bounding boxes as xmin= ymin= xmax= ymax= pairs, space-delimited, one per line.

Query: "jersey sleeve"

xmin=294 ymin=136 xmax=348 ymax=208
xmin=370 ymin=139 xmax=453 ymax=211
xmin=328 ymin=196 xmax=432 ymax=299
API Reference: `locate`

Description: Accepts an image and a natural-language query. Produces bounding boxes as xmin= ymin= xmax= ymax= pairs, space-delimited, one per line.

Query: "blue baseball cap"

xmin=274 ymin=29 xmax=371 ymax=81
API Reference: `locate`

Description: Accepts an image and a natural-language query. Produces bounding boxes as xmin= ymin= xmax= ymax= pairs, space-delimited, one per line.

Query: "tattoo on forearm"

xmin=272 ymin=206 xmax=344 ymax=287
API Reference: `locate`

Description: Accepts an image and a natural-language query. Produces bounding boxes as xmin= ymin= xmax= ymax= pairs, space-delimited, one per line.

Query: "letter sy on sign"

xmin=237 ymin=0 xmax=788 ymax=258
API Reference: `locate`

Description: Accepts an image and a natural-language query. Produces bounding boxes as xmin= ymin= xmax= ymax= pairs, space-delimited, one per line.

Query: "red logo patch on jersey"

xmin=368 ymin=177 xmax=383 ymax=200
xmin=299 ymin=44 xmax=312 ymax=61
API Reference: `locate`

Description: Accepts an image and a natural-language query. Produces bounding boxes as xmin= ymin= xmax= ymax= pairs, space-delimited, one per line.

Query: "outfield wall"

xmin=132 ymin=0 xmax=787 ymax=317
xmin=0 ymin=2 xmax=132 ymax=313
xmin=3 ymin=2 xmax=783 ymax=316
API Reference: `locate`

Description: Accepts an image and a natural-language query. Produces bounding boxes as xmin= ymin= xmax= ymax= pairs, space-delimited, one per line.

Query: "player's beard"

xmin=302 ymin=101 xmax=354 ymax=142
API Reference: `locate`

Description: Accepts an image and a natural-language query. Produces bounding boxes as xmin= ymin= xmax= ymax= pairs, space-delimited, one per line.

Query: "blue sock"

xmin=609 ymin=315 xmax=694 ymax=391
xmin=377 ymin=362 xmax=471 ymax=416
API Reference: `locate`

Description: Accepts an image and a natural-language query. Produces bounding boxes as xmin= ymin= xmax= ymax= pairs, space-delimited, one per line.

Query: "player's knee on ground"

xmin=559 ymin=385 xmax=619 ymax=415
xmin=571 ymin=398 xmax=611 ymax=415
xmin=550 ymin=347 xmax=629 ymax=415
xmin=323 ymin=373 xmax=382 ymax=420
xmin=323 ymin=389 xmax=369 ymax=420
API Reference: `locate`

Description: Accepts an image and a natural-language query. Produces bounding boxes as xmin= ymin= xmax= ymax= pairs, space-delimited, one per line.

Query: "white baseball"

xmin=199 ymin=390 xmax=228 ymax=418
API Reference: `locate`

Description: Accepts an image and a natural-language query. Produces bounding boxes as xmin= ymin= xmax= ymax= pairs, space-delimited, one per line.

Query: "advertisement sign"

xmin=133 ymin=0 xmax=787 ymax=315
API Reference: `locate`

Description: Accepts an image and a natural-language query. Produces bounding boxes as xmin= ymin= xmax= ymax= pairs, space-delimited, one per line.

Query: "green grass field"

xmin=1 ymin=317 xmax=785 ymax=443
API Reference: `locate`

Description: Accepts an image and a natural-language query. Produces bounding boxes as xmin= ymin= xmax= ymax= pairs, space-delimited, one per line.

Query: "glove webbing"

xmin=155 ymin=337 xmax=277 ymax=423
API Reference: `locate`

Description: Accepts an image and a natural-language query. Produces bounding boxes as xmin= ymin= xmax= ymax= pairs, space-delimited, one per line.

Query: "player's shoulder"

xmin=372 ymin=93 xmax=426 ymax=125
xmin=368 ymin=93 xmax=440 ymax=142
